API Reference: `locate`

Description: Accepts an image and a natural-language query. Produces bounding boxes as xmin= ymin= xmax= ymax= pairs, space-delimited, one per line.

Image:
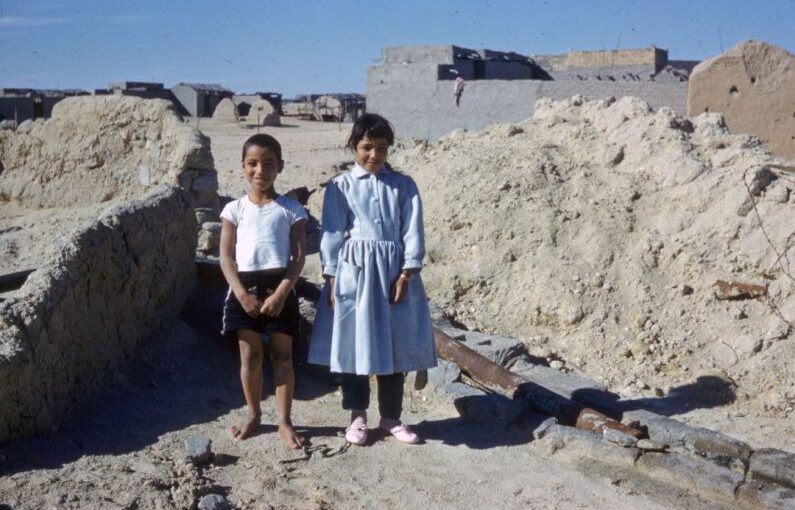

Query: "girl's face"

xmin=354 ymin=135 xmax=389 ymax=173
xmin=242 ymin=145 xmax=282 ymax=193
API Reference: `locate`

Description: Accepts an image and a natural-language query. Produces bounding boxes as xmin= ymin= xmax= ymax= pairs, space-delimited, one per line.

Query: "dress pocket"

xmin=335 ymin=259 xmax=360 ymax=301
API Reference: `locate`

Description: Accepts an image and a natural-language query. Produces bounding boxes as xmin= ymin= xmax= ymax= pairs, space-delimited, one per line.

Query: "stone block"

xmin=455 ymin=330 xmax=528 ymax=367
xmin=624 ymin=411 xmax=750 ymax=471
xmin=537 ymin=424 xmax=638 ymax=469
xmin=635 ymin=451 xmax=743 ymax=503
xmin=749 ymin=448 xmax=795 ymax=489
xmin=736 ymin=481 xmax=795 ymax=510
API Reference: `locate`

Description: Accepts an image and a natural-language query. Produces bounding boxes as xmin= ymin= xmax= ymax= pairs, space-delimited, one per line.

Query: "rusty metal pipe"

xmin=433 ymin=327 xmax=643 ymax=438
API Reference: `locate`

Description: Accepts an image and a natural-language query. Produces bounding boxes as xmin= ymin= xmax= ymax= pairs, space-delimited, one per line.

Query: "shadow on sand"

xmin=572 ymin=374 xmax=737 ymax=419
xmin=0 ymin=285 xmax=337 ymax=476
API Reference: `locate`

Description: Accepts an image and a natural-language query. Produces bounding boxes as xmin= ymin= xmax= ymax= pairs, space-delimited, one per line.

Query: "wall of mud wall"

xmin=367 ymin=64 xmax=689 ymax=139
xmin=0 ymin=186 xmax=197 ymax=441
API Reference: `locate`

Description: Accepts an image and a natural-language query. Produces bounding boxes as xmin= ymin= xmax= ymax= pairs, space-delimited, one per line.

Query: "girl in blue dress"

xmin=309 ymin=114 xmax=437 ymax=445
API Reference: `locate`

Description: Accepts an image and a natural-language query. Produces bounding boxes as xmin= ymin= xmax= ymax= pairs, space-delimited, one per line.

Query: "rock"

xmin=748 ymin=448 xmax=795 ymax=489
xmin=185 ymin=435 xmax=213 ymax=465
xmin=0 ymin=119 xmax=16 ymax=130
xmin=454 ymin=330 xmax=528 ymax=367
xmin=603 ymin=428 xmax=638 ymax=447
xmin=532 ymin=417 xmax=558 ymax=440
xmin=197 ymin=222 xmax=222 ymax=252
xmin=427 ymin=359 xmax=461 ymax=388
xmin=681 ymin=284 xmax=694 ymax=296
xmin=636 ymin=452 xmax=744 ymax=503
xmin=198 ymin=494 xmax=229 ymax=510
xmin=637 ymin=439 xmax=669 ymax=451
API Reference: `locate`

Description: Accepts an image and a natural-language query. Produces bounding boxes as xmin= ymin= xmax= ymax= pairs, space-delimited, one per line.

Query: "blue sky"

xmin=1 ymin=0 xmax=793 ymax=97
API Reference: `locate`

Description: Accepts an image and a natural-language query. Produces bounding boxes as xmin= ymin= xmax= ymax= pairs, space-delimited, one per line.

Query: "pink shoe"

xmin=379 ymin=419 xmax=420 ymax=444
xmin=345 ymin=416 xmax=368 ymax=446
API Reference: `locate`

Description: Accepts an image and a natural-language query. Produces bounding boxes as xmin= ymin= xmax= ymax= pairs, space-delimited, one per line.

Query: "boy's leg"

xmin=269 ymin=332 xmax=306 ymax=449
xmin=232 ymin=328 xmax=264 ymax=440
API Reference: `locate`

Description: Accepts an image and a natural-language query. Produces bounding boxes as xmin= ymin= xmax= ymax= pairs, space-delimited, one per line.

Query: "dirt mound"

xmin=391 ymin=95 xmax=794 ymax=418
xmin=0 ymin=95 xmax=214 ymax=208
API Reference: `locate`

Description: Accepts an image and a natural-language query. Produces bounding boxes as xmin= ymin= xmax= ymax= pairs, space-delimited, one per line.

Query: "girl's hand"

xmin=391 ymin=272 xmax=411 ymax=304
xmin=326 ymin=276 xmax=335 ymax=309
xmin=260 ymin=291 xmax=286 ymax=317
xmin=239 ymin=293 xmax=262 ymax=318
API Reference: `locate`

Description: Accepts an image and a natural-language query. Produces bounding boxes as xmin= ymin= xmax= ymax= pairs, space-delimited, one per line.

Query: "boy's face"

xmin=355 ymin=135 xmax=389 ymax=173
xmin=242 ymin=145 xmax=283 ymax=192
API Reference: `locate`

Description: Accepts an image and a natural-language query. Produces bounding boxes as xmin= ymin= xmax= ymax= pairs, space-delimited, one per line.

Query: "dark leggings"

xmin=341 ymin=373 xmax=405 ymax=420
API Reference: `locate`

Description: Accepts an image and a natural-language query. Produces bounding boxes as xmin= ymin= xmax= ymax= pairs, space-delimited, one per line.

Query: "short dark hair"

xmin=346 ymin=113 xmax=395 ymax=150
xmin=241 ymin=133 xmax=282 ymax=162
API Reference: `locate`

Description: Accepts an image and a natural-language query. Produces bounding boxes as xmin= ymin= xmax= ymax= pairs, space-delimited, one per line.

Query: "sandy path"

xmin=0 ymin=310 xmax=718 ymax=510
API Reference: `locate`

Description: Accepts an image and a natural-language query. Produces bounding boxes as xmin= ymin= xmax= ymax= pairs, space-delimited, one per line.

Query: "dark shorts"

xmin=222 ymin=270 xmax=300 ymax=339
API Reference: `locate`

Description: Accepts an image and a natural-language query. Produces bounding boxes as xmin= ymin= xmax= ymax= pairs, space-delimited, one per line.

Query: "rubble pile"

xmin=391 ymin=95 xmax=795 ymax=418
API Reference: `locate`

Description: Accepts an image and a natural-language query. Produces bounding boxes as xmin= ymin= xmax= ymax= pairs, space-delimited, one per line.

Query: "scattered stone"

xmin=198 ymin=494 xmax=229 ymax=510
xmin=680 ymin=284 xmax=694 ymax=296
xmin=185 ymin=435 xmax=213 ymax=465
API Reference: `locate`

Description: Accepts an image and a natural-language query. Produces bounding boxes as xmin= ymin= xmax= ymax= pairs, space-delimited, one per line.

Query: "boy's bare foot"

xmin=278 ymin=422 xmax=306 ymax=449
xmin=231 ymin=410 xmax=262 ymax=440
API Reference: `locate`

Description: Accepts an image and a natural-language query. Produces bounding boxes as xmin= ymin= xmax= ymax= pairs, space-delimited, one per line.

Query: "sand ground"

xmin=0 ymin=116 xmax=788 ymax=509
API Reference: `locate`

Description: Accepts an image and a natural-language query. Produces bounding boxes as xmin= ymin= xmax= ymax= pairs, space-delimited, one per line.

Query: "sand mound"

xmin=391 ymin=95 xmax=795 ymax=417
xmin=0 ymin=96 xmax=214 ymax=208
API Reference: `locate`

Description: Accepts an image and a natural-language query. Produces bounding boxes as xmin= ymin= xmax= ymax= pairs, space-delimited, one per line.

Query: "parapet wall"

xmin=0 ymin=185 xmax=197 ymax=441
xmin=368 ymin=63 xmax=689 ymax=139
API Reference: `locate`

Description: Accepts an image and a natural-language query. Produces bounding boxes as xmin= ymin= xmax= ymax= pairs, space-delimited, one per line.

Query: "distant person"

xmin=454 ymin=76 xmax=465 ymax=106
xmin=308 ymin=114 xmax=437 ymax=446
xmin=219 ymin=133 xmax=308 ymax=448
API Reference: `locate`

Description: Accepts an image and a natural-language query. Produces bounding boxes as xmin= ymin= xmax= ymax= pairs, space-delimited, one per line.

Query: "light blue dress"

xmin=308 ymin=163 xmax=437 ymax=375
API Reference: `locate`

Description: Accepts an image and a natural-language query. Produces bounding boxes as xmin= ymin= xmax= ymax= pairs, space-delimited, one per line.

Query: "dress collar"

xmin=352 ymin=162 xmax=390 ymax=178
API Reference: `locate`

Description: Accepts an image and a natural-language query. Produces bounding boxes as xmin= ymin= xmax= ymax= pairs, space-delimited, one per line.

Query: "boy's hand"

xmin=260 ymin=291 xmax=286 ymax=317
xmin=239 ymin=293 xmax=262 ymax=318
xmin=327 ymin=276 xmax=336 ymax=309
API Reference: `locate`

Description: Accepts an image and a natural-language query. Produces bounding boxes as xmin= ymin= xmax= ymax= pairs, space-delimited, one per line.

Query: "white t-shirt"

xmin=220 ymin=195 xmax=307 ymax=271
